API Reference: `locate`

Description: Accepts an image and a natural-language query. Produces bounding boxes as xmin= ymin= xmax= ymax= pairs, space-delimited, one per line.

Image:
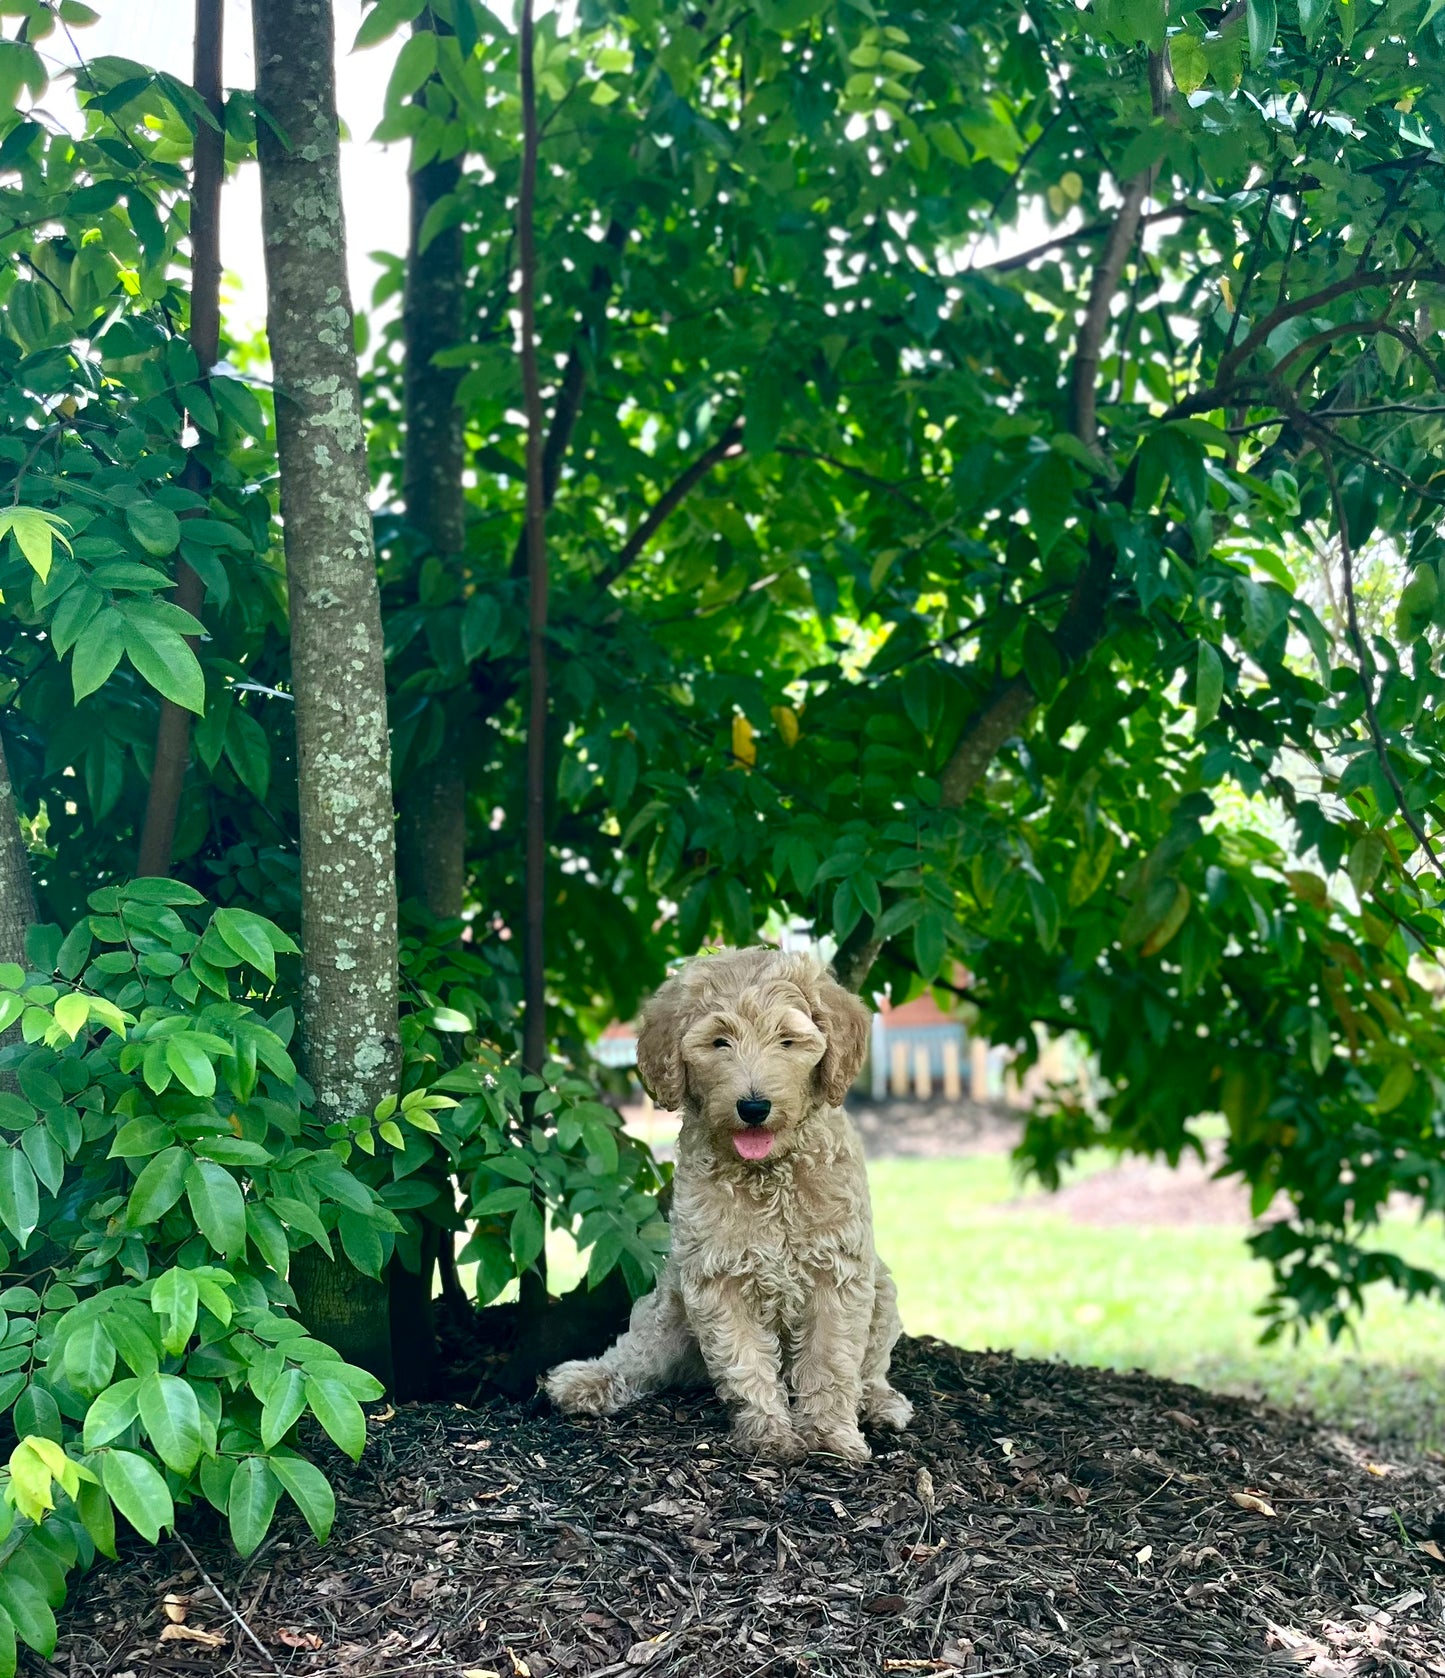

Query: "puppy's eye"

xmin=780 ymin=1039 xmax=794 ymax=1048
xmin=712 ymin=1038 xmax=731 ymax=1050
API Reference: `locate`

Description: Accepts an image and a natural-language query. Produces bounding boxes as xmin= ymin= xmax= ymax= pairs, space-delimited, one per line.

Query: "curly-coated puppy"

xmin=545 ymin=947 xmax=912 ymax=1462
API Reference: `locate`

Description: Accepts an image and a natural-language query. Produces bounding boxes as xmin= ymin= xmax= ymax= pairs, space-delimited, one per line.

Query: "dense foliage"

xmin=0 ymin=0 xmax=1438 ymax=1661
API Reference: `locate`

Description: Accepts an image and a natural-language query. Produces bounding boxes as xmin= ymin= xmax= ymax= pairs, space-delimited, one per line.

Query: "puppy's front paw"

xmin=862 ymin=1383 xmax=913 ymax=1432
xmin=730 ymin=1409 xmax=805 ymax=1463
xmin=545 ymin=1360 xmax=628 ymax=1416
xmin=802 ymin=1421 xmax=871 ymax=1464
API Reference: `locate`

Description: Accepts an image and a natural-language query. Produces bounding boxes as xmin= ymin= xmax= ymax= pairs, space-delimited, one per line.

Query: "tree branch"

xmin=507 ymin=218 xmax=628 ymax=581
xmin=597 ymin=420 xmax=743 ymax=589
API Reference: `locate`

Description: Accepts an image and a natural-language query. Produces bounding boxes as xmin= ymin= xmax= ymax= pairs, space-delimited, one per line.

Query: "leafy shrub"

xmin=0 ymin=879 xmax=668 ymax=1673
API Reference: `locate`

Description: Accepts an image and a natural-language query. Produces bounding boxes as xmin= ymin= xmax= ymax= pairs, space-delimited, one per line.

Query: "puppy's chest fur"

xmin=672 ymin=1110 xmax=873 ymax=1329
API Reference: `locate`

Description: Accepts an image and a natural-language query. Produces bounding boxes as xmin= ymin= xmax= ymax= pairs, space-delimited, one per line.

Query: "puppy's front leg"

xmin=682 ymin=1274 xmax=802 ymax=1461
xmin=791 ymin=1270 xmax=873 ymax=1463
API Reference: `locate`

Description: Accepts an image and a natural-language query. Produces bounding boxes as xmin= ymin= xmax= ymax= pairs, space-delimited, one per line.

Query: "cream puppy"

xmin=545 ymin=947 xmax=911 ymax=1462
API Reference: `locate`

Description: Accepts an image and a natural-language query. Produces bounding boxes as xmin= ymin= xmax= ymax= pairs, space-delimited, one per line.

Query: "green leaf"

xmin=13 ymin=1385 xmax=60 ymax=1443
xmin=19 ymin=1126 xmax=62 ymax=1197
xmin=211 ymin=908 xmax=279 ymax=978
xmin=246 ymin=1203 xmax=292 ymax=1275
xmin=100 ymin=1449 xmax=174 ymax=1544
xmin=0 ymin=507 xmax=69 ymax=582
xmin=124 ymin=501 xmax=181 ymax=556
xmin=150 ymin=1267 xmax=199 ymax=1355
xmin=1167 ymin=31 xmax=1207 ymax=93
xmin=70 ymin=608 xmax=127 ymax=702
xmin=224 ymin=708 xmax=271 ymax=801
xmin=62 ymin=1316 xmax=115 ymax=1398
xmin=185 ymin=1160 xmax=247 ymax=1261
xmin=267 ymin=1452 xmax=336 ymax=1542
xmin=55 ymin=920 xmax=93 ymax=981
xmin=354 ymin=0 xmax=427 ymax=49
xmin=1025 ymin=453 xmax=1074 ymax=559
xmin=125 ymin=1146 xmax=190 ymax=1227
xmin=260 ymin=1366 xmax=309 ymax=1449
xmin=165 ymin=1034 xmax=217 ymax=1098
xmin=304 ymin=1374 xmax=367 ymax=1461
xmin=388 ymin=28 xmax=438 ymax=104
xmin=137 ymin=1372 xmax=206 ymax=1475
xmin=1247 ymin=0 xmax=1277 ymax=64
xmin=1298 ymin=0 xmax=1329 ymax=45
xmin=1195 ymin=641 xmax=1223 ymax=732
xmin=0 ymin=1149 xmax=38 ymax=1245
xmin=122 ymin=620 xmax=204 ymax=713
xmin=0 ymin=1571 xmax=53 ymax=1662
xmin=209 ymin=376 xmax=267 ymax=437
xmin=77 ymin=1477 xmax=118 ymax=1560
xmin=228 ymin=1456 xmax=281 ymax=1557
xmin=82 ymin=1378 xmax=141 ymax=1449
xmin=336 ymin=1209 xmax=385 ymax=1278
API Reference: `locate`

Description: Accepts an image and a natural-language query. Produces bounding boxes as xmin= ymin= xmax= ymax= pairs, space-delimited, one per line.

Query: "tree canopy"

xmin=0 ymin=0 xmax=1437 ymax=1657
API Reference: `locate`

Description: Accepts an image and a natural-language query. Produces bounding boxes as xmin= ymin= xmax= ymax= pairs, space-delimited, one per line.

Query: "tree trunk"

xmin=395 ymin=50 xmax=467 ymax=924
xmin=136 ymin=0 xmax=224 ymax=879
xmin=390 ymin=10 xmax=470 ymax=1397
xmin=0 ymin=732 xmax=34 ymax=969
xmin=517 ymin=0 xmax=550 ymax=1320
xmin=254 ymin=0 xmax=400 ymax=1387
xmin=396 ymin=754 xmax=466 ymax=919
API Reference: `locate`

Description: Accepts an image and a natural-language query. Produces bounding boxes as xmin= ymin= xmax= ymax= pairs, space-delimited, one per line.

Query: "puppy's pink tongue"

xmin=733 ymin=1129 xmax=775 ymax=1161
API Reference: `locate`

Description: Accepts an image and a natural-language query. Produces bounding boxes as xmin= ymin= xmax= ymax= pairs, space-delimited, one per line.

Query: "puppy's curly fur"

xmin=545 ymin=947 xmax=912 ymax=1462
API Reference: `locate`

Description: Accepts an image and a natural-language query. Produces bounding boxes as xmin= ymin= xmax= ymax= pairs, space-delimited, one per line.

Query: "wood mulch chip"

xmin=35 ymin=1335 xmax=1445 ymax=1678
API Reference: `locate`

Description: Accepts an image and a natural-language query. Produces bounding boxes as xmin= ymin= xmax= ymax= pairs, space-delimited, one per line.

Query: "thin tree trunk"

xmin=517 ymin=0 xmax=549 ymax=1316
xmin=395 ymin=6 xmax=467 ymax=927
xmin=254 ymin=0 xmax=400 ymax=1386
xmin=136 ymin=0 xmax=224 ymax=878
xmin=393 ymin=21 xmax=468 ymax=1391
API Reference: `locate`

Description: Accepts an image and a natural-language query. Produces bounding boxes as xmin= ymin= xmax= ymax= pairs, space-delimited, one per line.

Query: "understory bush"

xmin=0 ymin=878 xmax=666 ymax=1671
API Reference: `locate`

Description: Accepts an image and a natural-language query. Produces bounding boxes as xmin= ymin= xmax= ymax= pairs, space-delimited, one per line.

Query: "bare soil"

xmin=43 ymin=1335 xmax=1445 ymax=1678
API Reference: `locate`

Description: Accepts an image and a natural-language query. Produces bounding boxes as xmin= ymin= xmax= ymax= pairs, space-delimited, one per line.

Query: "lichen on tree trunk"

xmin=253 ymin=0 xmax=400 ymax=1386
xmin=0 ymin=731 xmax=34 ymax=970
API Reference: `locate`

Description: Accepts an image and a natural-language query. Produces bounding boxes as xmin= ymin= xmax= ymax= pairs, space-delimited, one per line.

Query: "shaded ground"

xmin=43 ymin=1336 xmax=1445 ymax=1678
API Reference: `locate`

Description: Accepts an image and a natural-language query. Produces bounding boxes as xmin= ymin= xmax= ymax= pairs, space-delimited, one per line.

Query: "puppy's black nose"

xmin=736 ymin=1097 xmax=771 ymax=1126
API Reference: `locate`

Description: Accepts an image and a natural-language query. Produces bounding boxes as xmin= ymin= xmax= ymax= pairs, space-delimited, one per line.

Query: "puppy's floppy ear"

xmin=813 ymin=972 xmax=871 ymax=1107
xmin=635 ymin=974 xmax=690 ymax=1110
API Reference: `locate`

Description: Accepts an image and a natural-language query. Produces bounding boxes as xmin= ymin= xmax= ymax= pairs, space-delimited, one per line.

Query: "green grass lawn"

xmin=869 ymin=1154 xmax=1445 ymax=1451
xmin=525 ymin=1149 xmax=1445 ymax=1450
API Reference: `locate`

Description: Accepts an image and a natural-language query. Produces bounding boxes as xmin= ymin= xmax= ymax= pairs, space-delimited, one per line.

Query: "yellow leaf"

xmin=1060 ymin=170 xmax=1083 ymax=200
xmin=1140 ymin=880 xmax=1191 ymax=957
xmin=1230 ymin=1491 xmax=1276 ymax=1517
xmin=771 ymin=705 xmax=800 ymax=748
xmin=1220 ymin=275 xmax=1235 ymax=313
xmin=731 ymin=714 xmax=756 ymax=767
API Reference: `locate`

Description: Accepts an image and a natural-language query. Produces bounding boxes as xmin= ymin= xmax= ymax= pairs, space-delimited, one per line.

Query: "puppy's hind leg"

xmin=859 ymin=1260 xmax=913 ymax=1432
xmin=545 ymin=1278 xmax=703 ymax=1417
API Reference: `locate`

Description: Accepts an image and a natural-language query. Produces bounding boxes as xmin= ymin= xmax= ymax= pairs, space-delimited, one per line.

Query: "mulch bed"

xmin=38 ymin=1336 xmax=1445 ymax=1678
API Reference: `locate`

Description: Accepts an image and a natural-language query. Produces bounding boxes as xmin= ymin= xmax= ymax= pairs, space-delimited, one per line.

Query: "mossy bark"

xmin=253 ymin=0 xmax=400 ymax=1386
